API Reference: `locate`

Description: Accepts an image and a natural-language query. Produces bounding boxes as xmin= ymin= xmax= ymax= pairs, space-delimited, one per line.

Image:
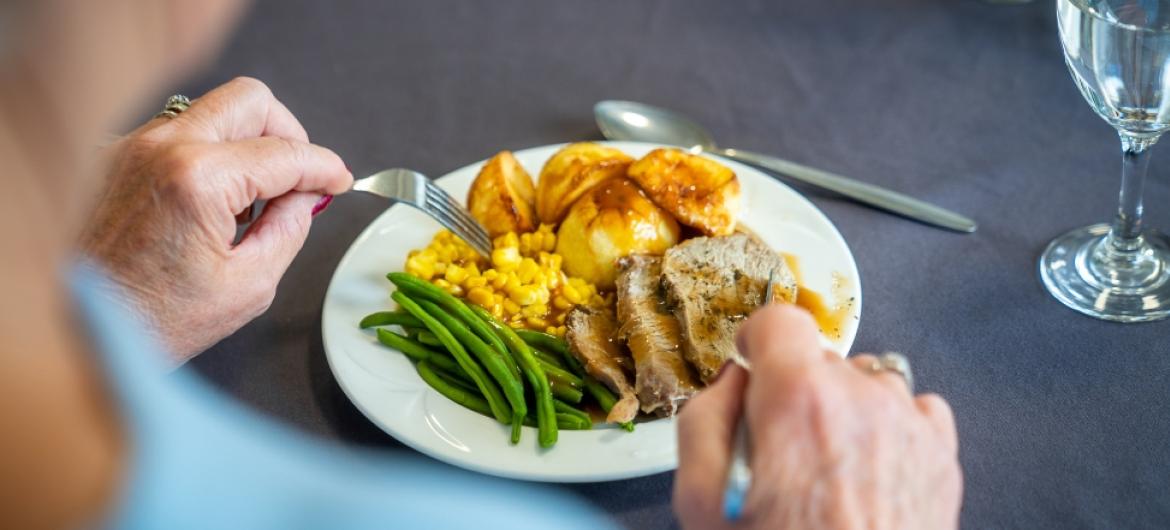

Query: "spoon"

xmin=594 ymin=100 xmax=977 ymax=233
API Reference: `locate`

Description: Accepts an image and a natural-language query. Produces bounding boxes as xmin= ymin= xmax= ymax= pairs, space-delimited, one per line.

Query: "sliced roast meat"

xmin=616 ymin=255 xmax=700 ymax=416
xmin=661 ymin=233 xmax=797 ymax=382
xmin=564 ymin=305 xmax=639 ymax=424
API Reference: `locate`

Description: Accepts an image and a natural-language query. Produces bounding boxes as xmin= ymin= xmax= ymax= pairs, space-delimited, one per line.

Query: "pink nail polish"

xmin=311 ymin=194 xmax=334 ymax=217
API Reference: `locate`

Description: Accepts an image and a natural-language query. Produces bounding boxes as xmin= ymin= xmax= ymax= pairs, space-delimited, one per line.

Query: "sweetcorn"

xmin=404 ymin=224 xmax=605 ymax=336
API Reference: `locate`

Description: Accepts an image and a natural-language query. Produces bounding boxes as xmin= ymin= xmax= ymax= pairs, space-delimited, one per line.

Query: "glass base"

xmin=1039 ymin=224 xmax=1170 ymax=322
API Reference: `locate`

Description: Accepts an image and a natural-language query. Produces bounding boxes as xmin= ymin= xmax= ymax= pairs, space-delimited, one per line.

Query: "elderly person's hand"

xmin=673 ymin=305 xmax=962 ymax=530
xmin=82 ymin=77 xmax=352 ymax=365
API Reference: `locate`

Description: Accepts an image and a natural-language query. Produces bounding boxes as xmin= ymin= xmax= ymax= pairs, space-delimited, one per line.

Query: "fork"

xmin=723 ymin=270 xmax=776 ymax=521
xmin=353 ymin=168 xmax=493 ymax=258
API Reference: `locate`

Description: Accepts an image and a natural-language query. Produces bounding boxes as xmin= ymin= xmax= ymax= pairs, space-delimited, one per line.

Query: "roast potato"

xmin=556 ymin=177 xmax=680 ymax=290
xmin=536 ymin=142 xmax=633 ymax=225
xmin=626 ymin=148 xmax=741 ymax=236
xmin=467 ymin=151 xmax=538 ymax=237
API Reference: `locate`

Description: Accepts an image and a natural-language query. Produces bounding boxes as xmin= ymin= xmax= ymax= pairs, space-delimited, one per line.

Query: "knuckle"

xmin=157 ymin=144 xmax=207 ymax=193
xmin=230 ymin=75 xmax=272 ymax=97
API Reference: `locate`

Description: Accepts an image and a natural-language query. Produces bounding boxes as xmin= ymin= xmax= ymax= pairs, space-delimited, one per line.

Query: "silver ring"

xmin=154 ymin=94 xmax=192 ymax=119
xmin=868 ymin=352 xmax=914 ymax=393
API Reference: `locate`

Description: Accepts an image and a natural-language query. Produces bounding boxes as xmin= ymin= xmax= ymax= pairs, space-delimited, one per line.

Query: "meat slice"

xmin=616 ymin=255 xmax=701 ymax=416
xmin=662 ymin=233 xmax=797 ymax=382
xmin=565 ymin=305 xmax=639 ymax=424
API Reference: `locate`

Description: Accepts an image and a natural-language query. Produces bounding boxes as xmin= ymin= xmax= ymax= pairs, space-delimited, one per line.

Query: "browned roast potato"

xmin=626 ymin=148 xmax=741 ymax=236
xmin=535 ymin=142 xmax=633 ymax=225
xmin=556 ymin=177 xmax=680 ymax=290
xmin=467 ymin=151 xmax=538 ymax=237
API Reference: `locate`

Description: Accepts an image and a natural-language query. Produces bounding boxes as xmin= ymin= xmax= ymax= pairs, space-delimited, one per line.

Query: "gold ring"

xmin=868 ymin=352 xmax=914 ymax=393
xmin=154 ymin=94 xmax=191 ymax=119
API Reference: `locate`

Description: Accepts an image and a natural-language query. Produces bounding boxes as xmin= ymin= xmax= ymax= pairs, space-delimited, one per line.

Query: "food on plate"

xmin=556 ymin=177 xmax=680 ymax=290
xmin=627 ymin=148 xmax=741 ymax=236
xmin=564 ymin=305 xmax=639 ymax=424
xmin=467 ymin=151 xmax=538 ymax=237
xmin=661 ymin=233 xmax=797 ymax=382
xmin=362 ymin=143 xmax=850 ymax=449
xmin=535 ymin=142 xmax=633 ymax=225
xmin=615 ymin=255 xmax=701 ymax=416
xmin=363 ymin=272 xmax=601 ymax=448
xmin=404 ymin=226 xmax=604 ymax=336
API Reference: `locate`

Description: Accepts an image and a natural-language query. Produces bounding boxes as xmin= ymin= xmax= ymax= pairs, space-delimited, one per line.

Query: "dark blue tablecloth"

xmin=186 ymin=1 xmax=1170 ymax=528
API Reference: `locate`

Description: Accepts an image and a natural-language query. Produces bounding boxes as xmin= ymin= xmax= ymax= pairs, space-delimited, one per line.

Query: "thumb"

xmin=232 ymin=191 xmax=322 ymax=284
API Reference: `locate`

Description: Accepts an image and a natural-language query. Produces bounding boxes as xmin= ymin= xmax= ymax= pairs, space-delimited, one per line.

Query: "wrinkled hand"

xmin=82 ymin=77 xmax=352 ymax=365
xmin=674 ymin=305 xmax=962 ymax=530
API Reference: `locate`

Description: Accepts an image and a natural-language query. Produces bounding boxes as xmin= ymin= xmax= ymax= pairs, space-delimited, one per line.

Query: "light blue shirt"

xmin=72 ymin=265 xmax=615 ymax=530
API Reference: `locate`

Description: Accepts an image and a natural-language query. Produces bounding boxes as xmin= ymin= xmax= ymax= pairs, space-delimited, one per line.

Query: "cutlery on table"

xmin=593 ymin=100 xmax=977 ymax=233
xmin=353 ymin=168 xmax=494 ymax=258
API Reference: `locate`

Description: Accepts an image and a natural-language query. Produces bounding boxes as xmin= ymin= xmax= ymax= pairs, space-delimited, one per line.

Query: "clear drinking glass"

xmin=1044 ymin=0 xmax=1170 ymax=322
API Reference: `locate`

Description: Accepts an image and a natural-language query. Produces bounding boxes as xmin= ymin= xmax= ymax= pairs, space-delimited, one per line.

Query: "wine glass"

xmin=1044 ymin=0 xmax=1170 ymax=322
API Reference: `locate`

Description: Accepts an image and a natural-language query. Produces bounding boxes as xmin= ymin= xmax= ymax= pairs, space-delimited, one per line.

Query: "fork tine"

xmin=423 ymin=194 xmax=493 ymax=256
xmin=422 ymin=199 xmax=486 ymax=251
xmin=424 ymin=182 xmax=493 ymax=249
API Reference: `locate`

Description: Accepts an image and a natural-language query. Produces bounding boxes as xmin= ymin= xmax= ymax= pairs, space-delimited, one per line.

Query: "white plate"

xmin=321 ymin=142 xmax=861 ymax=483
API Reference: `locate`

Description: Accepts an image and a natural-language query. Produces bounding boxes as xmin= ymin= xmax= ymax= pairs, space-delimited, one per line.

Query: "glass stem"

xmin=1110 ymin=132 xmax=1157 ymax=254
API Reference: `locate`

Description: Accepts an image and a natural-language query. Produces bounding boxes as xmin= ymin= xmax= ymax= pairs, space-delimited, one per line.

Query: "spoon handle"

xmin=717 ymin=148 xmax=977 ymax=233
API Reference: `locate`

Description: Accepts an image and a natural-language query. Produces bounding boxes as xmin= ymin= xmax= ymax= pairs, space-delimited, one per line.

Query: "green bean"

xmin=416 ymin=298 xmax=528 ymax=443
xmin=539 ymin=358 xmax=584 ymax=389
xmin=416 ymin=360 xmax=493 ymax=417
xmin=554 ymin=400 xmax=592 ymax=427
xmin=375 ymin=329 xmax=468 ymax=377
xmin=360 ymin=311 xmax=424 ymax=329
xmin=471 ymin=305 xmax=558 ymax=448
xmin=375 ymin=328 xmax=441 ymax=362
xmin=555 ymin=413 xmax=592 ymax=430
xmin=416 ymin=330 xmax=442 ymax=347
xmin=387 ymin=272 xmax=520 ymax=381
xmin=392 ymin=291 xmax=511 ymax=424
xmin=516 ymin=329 xmax=569 ymax=356
xmin=585 ymin=377 xmax=635 ymax=432
xmin=531 ymin=347 xmax=565 ymax=369
xmin=551 ymin=381 xmax=583 ymax=404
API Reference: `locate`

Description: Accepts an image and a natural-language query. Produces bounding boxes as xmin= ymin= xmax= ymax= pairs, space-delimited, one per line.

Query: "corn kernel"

xmin=522 ymin=303 xmax=548 ymax=318
xmin=555 ymin=312 xmax=567 ymax=324
xmin=509 ymin=285 xmax=540 ymax=305
xmin=503 ymin=299 xmax=521 ymax=315
xmin=546 ymin=326 xmax=559 ymax=335
xmin=553 ymin=296 xmax=572 ymax=310
xmin=444 ymin=266 xmax=469 ymax=285
xmin=517 ymin=258 xmax=539 ymax=283
xmin=492 ymin=247 xmax=521 ymax=271
xmin=465 ymin=276 xmax=487 ymax=289
xmin=467 ymin=287 xmax=494 ymax=307
xmin=490 ymin=274 xmax=509 ymax=290
xmin=563 ymin=284 xmax=583 ymax=304
xmin=526 ymin=317 xmax=548 ymax=329
xmin=542 ymin=232 xmax=556 ymax=252
xmin=433 ymin=278 xmax=452 ymax=290
xmin=483 ymin=269 xmax=498 ymax=281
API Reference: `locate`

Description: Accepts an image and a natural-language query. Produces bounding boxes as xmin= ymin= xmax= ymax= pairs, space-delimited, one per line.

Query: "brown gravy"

xmin=782 ymin=253 xmax=853 ymax=341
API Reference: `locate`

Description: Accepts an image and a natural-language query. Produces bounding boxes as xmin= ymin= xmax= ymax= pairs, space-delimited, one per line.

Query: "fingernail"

xmin=311 ymin=194 xmax=334 ymax=217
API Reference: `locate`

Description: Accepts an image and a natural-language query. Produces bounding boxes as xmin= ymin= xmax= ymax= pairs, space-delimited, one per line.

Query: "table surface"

xmin=185 ymin=1 xmax=1170 ymax=528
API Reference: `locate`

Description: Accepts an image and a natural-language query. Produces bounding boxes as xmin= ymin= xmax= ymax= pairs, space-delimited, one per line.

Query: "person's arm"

xmin=673 ymin=305 xmax=962 ymax=529
xmin=82 ymin=76 xmax=352 ymax=365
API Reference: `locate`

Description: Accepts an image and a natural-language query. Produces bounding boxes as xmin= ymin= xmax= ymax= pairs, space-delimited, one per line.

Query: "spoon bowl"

xmin=593 ymin=100 xmax=716 ymax=151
